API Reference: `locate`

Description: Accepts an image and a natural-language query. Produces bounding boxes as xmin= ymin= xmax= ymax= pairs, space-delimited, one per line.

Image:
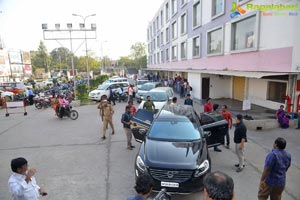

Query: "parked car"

xmin=88 ymin=82 xmax=129 ymax=101
xmin=131 ymin=104 xmax=227 ymax=193
xmin=136 ymin=79 xmax=150 ymax=89
xmin=0 ymin=89 xmax=14 ymax=100
xmin=136 ymin=82 xmax=162 ymax=103
xmin=138 ymin=87 xmax=174 ymax=111
xmin=0 ymin=85 xmax=23 ymax=95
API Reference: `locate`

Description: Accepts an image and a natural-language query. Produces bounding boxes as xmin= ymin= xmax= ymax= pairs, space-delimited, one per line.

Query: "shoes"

xmin=130 ymin=145 xmax=135 ymax=148
xmin=127 ymin=147 xmax=133 ymax=150
xmin=112 ymin=131 xmax=115 ymax=135
xmin=214 ymin=147 xmax=222 ymax=152
xmin=235 ymin=164 xmax=245 ymax=168
xmin=236 ymin=167 xmax=243 ymax=172
xmin=101 ymin=136 xmax=106 ymax=140
xmin=225 ymin=145 xmax=230 ymax=149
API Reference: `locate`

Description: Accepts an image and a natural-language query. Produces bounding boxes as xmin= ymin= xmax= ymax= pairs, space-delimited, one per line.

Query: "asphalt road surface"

xmin=0 ymin=101 xmax=299 ymax=200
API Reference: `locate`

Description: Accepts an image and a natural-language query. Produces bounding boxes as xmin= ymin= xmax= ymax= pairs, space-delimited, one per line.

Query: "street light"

xmin=72 ymin=13 xmax=96 ymax=90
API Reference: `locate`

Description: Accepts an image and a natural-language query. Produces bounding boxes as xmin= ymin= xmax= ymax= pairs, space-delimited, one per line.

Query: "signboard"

xmin=8 ymin=51 xmax=22 ymax=64
xmin=0 ymin=50 xmax=10 ymax=76
xmin=23 ymin=64 xmax=32 ymax=76
xmin=242 ymin=100 xmax=251 ymax=111
xmin=22 ymin=51 xmax=31 ymax=64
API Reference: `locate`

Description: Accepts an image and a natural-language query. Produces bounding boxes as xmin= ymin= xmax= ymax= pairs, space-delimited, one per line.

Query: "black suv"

xmin=131 ymin=104 xmax=227 ymax=193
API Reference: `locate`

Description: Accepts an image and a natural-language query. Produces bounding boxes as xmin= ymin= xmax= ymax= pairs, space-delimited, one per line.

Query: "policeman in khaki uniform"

xmin=97 ymin=95 xmax=115 ymax=140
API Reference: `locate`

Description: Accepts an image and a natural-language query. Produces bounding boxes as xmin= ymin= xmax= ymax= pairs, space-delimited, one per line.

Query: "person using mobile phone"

xmin=8 ymin=157 xmax=47 ymax=200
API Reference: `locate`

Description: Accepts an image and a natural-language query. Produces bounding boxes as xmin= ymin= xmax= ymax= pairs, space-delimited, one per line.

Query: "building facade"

xmin=147 ymin=0 xmax=300 ymax=111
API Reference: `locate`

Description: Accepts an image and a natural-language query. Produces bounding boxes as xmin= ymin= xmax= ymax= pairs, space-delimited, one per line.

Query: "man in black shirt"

xmin=121 ymin=105 xmax=135 ymax=150
xmin=234 ymin=114 xmax=247 ymax=172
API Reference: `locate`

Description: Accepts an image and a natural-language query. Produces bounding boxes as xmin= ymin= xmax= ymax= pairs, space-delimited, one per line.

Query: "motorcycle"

xmin=113 ymin=91 xmax=128 ymax=102
xmin=56 ymin=104 xmax=78 ymax=120
xmin=34 ymin=96 xmax=52 ymax=109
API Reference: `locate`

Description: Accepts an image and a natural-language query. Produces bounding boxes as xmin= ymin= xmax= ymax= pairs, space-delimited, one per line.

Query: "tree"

xmin=130 ymin=42 xmax=147 ymax=69
xmin=49 ymin=47 xmax=72 ymax=71
xmin=31 ymin=41 xmax=51 ymax=73
xmin=118 ymin=56 xmax=135 ymax=68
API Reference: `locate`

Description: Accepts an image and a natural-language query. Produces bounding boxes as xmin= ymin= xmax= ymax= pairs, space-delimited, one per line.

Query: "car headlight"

xmin=97 ymin=92 xmax=101 ymax=95
xmin=136 ymin=156 xmax=146 ymax=173
xmin=194 ymin=160 xmax=210 ymax=177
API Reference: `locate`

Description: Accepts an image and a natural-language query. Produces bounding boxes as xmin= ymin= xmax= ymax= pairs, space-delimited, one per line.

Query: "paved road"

xmin=0 ymin=100 xmax=299 ymax=200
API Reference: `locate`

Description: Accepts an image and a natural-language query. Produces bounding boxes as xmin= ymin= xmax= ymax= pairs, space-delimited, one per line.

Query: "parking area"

xmin=0 ymin=100 xmax=299 ymax=200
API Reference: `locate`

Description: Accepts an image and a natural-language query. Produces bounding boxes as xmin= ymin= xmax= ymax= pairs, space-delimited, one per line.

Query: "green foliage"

xmin=76 ymin=84 xmax=88 ymax=102
xmin=90 ymin=75 xmax=109 ymax=89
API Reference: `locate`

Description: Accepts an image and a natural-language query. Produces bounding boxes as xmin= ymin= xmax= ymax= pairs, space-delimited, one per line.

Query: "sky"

xmin=0 ymin=0 xmax=163 ymax=60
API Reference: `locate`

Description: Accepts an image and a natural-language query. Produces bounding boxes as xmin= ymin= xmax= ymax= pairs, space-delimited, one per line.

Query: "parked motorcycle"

xmin=113 ymin=91 xmax=128 ymax=102
xmin=34 ymin=96 xmax=52 ymax=109
xmin=56 ymin=104 xmax=78 ymax=120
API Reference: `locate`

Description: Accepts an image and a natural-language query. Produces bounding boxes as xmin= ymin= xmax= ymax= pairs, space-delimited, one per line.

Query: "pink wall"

xmin=150 ymin=47 xmax=293 ymax=72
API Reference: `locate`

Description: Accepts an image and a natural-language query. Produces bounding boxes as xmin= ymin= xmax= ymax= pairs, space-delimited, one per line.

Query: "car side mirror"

xmin=139 ymin=129 xmax=147 ymax=135
xmin=203 ymin=131 xmax=211 ymax=138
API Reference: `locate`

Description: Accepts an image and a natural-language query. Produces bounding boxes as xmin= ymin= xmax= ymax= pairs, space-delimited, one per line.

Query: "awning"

xmin=146 ymin=68 xmax=297 ymax=79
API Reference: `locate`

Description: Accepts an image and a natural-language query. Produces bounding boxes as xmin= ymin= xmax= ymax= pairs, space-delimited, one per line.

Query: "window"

xmin=161 ymin=50 xmax=164 ymax=63
xmin=181 ymin=13 xmax=187 ymax=35
xmin=148 ymin=44 xmax=150 ymax=53
xmin=157 ymin=52 xmax=160 ymax=64
xmin=193 ymin=1 xmax=201 ymax=28
xmin=154 ymin=54 xmax=156 ymax=64
xmin=156 ymin=16 xmax=159 ymax=30
xmin=171 ymin=0 xmax=177 ymax=15
xmin=153 ymin=21 xmax=156 ymax=34
xmin=166 ymin=48 xmax=169 ymax=61
xmin=166 ymin=27 xmax=170 ymax=43
xmin=153 ymin=38 xmax=156 ymax=50
xmin=147 ymin=28 xmax=149 ymax=40
xmin=150 ymin=26 xmax=152 ymax=37
xmin=166 ymin=3 xmax=169 ymax=22
xmin=212 ymin=0 xmax=224 ymax=18
xmin=231 ymin=13 xmax=257 ymax=51
xmin=171 ymin=21 xmax=177 ymax=39
xmin=172 ymin=45 xmax=177 ymax=60
xmin=207 ymin=27 xmax=223 ymax=55
xmin=161 ymin=31 xmax=164 ymax=45
xmin=193 ymin=36 xmax=200 ymax=57
xmin=157 ymin=35 xmax=160 ymax=47
xmin=181 ymin=42 xmax=187 ymax=59
xmin=267 ymin=81 xmax=287 ymax=103
xmin=161 ymin=10 xmax=164 ymax=26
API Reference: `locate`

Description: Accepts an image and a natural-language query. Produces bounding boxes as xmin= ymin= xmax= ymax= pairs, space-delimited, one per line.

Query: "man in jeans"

xmin=221 ymin=105 xmax=232 ymax=149
xmin=258 ymin=137 xmax=291 ymax=200
xmin=121 ymin=105 xmax=135 ymax=150
xmin=234 ymin=114 xmax=247 ymax=172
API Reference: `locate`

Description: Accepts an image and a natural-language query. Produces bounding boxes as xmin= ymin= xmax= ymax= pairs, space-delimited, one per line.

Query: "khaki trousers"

xmin=102 ymin=117 xmax=114 ymax=137
xmin=124 ymin=128 xmax=132 ymax=148
xmin=258 ymin=183 xmax=285 ymax=200
xmin=235 ymin=143 xmax=244 ymax=168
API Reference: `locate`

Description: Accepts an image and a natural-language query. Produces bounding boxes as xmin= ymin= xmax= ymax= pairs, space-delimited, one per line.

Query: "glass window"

xmin=157 ymin=35 xmax=160 ymax=47
xmin=171 ymin=21 xmax=177 ymax=39
xmin=154 ymin=54 xmax=156 ymax=64
xmin=149 ymin=120 xmax=200 ymax=141
xmin=161 ymin=50 xmax=164 ymax=63
xmin=172 ymin=45 xmax=177 ymax=60
xmin=147 ymin=91 xmax=168 ymax=101
xmin=166 ymin=27 xmax=170 ymax=43
xmin=181 ymin=13 xmax=187 ymax=34
xmin=181 ymin=42 xmax=187 ymax=59
xmin=153 ymin=38 xmax=156 ymax=50
xmin=97 ymin=83 xmax=109 ymax=90
xmin=166 ymin=48 xmax=169 ymax=61
xmin=231 ymin=15 xmax=256 ymax=51
xmin=161 ymin=10 xmax=164 ymax=26
xmin=156 ymin=16 xmax=159 ymax=30
xmin=193 ymin=1 xmax=201 ymax=27
xmin=267 ymin=82 xmax=287 ymax=103
xmin=166 ymin=3 xmax=169 ymax=22
xmin=207 ymin=27 xmax=223 ymax=55
xmin=212 ymin=0 xmax=224 ymax=17
xmin=193 ymin=36 xmax=200 ymax=57
xmin=160 ymin=31 xmax=164 ymax=45
xmin=171 ymin=0 xmax=177 ymax=15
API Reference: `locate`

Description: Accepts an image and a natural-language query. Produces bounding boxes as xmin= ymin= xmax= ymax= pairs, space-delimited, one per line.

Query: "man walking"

xmin=97 ymin=95 xmax=115 ymax=140
xmin=121 ymin=105 xmax=135 ymax=150
xmin=184 ymin=94 xmax=193 ymax=106
xmin=258 ymin=137 xmax=291 ymax=200
xmin=234 ymin=114 xmax=247 ymax=172
xmin=222 ymin=105 xmax=233 ymax=149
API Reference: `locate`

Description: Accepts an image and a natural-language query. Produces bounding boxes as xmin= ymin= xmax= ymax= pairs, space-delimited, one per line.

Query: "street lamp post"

xmin=72 ymin=13 xmax=96 ymax=90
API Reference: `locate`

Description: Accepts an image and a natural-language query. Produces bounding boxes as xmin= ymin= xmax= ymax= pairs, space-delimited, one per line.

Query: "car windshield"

xmin=146 ymin=92 xmax=168 ymax=102
xmin=148 ymin=120 xmax=200 ymax=141
xmin=97 ymin=84 xmax=109 ymax=90
xmin=140 ymin=84 xmax=155 ymax=91
xmin=137 ymin=80 xmax=148 ymax=85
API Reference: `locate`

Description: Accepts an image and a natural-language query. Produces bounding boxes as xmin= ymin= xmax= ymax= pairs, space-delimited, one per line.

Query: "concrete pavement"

xmin=0 ymin=101 xmax=299 ymax=200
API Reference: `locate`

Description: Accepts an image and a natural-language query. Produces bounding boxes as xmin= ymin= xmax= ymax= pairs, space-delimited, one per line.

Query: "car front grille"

xmin=149 ymin=168 xmax=193 ymax=183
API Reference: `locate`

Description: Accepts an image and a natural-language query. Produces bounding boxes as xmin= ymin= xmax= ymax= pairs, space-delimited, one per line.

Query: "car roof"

xmin=143 ymin=82 xmax=161 ymax=86
xmin=150 ymin=87 xmax=172 ymax=92
xmin=156 ymin=104 xmax=197 ymax=122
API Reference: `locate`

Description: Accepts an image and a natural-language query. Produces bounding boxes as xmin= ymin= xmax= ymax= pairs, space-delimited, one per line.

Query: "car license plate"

xmin=161 ymin=181 xmax=179 ymax=188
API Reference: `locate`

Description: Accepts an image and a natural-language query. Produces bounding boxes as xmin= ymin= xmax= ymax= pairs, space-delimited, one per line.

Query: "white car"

xmin=0 ymin=90 xmax=14 ymax=100
xmin=138 ymin=87 xmax=174 ymax=111
xmin=88 ymin=82 xmax=129 ymax=101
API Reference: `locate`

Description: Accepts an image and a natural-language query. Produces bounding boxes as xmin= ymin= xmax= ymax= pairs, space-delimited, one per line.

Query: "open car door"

xmin=131 ymin=109 xmax=155 ymax=143
xmin=200 ymin=112 xmax=227 ymax=148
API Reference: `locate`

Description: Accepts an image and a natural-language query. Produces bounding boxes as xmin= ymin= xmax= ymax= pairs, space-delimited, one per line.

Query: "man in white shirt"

xmin=8 ymin=157 xmax=47 ymax=200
